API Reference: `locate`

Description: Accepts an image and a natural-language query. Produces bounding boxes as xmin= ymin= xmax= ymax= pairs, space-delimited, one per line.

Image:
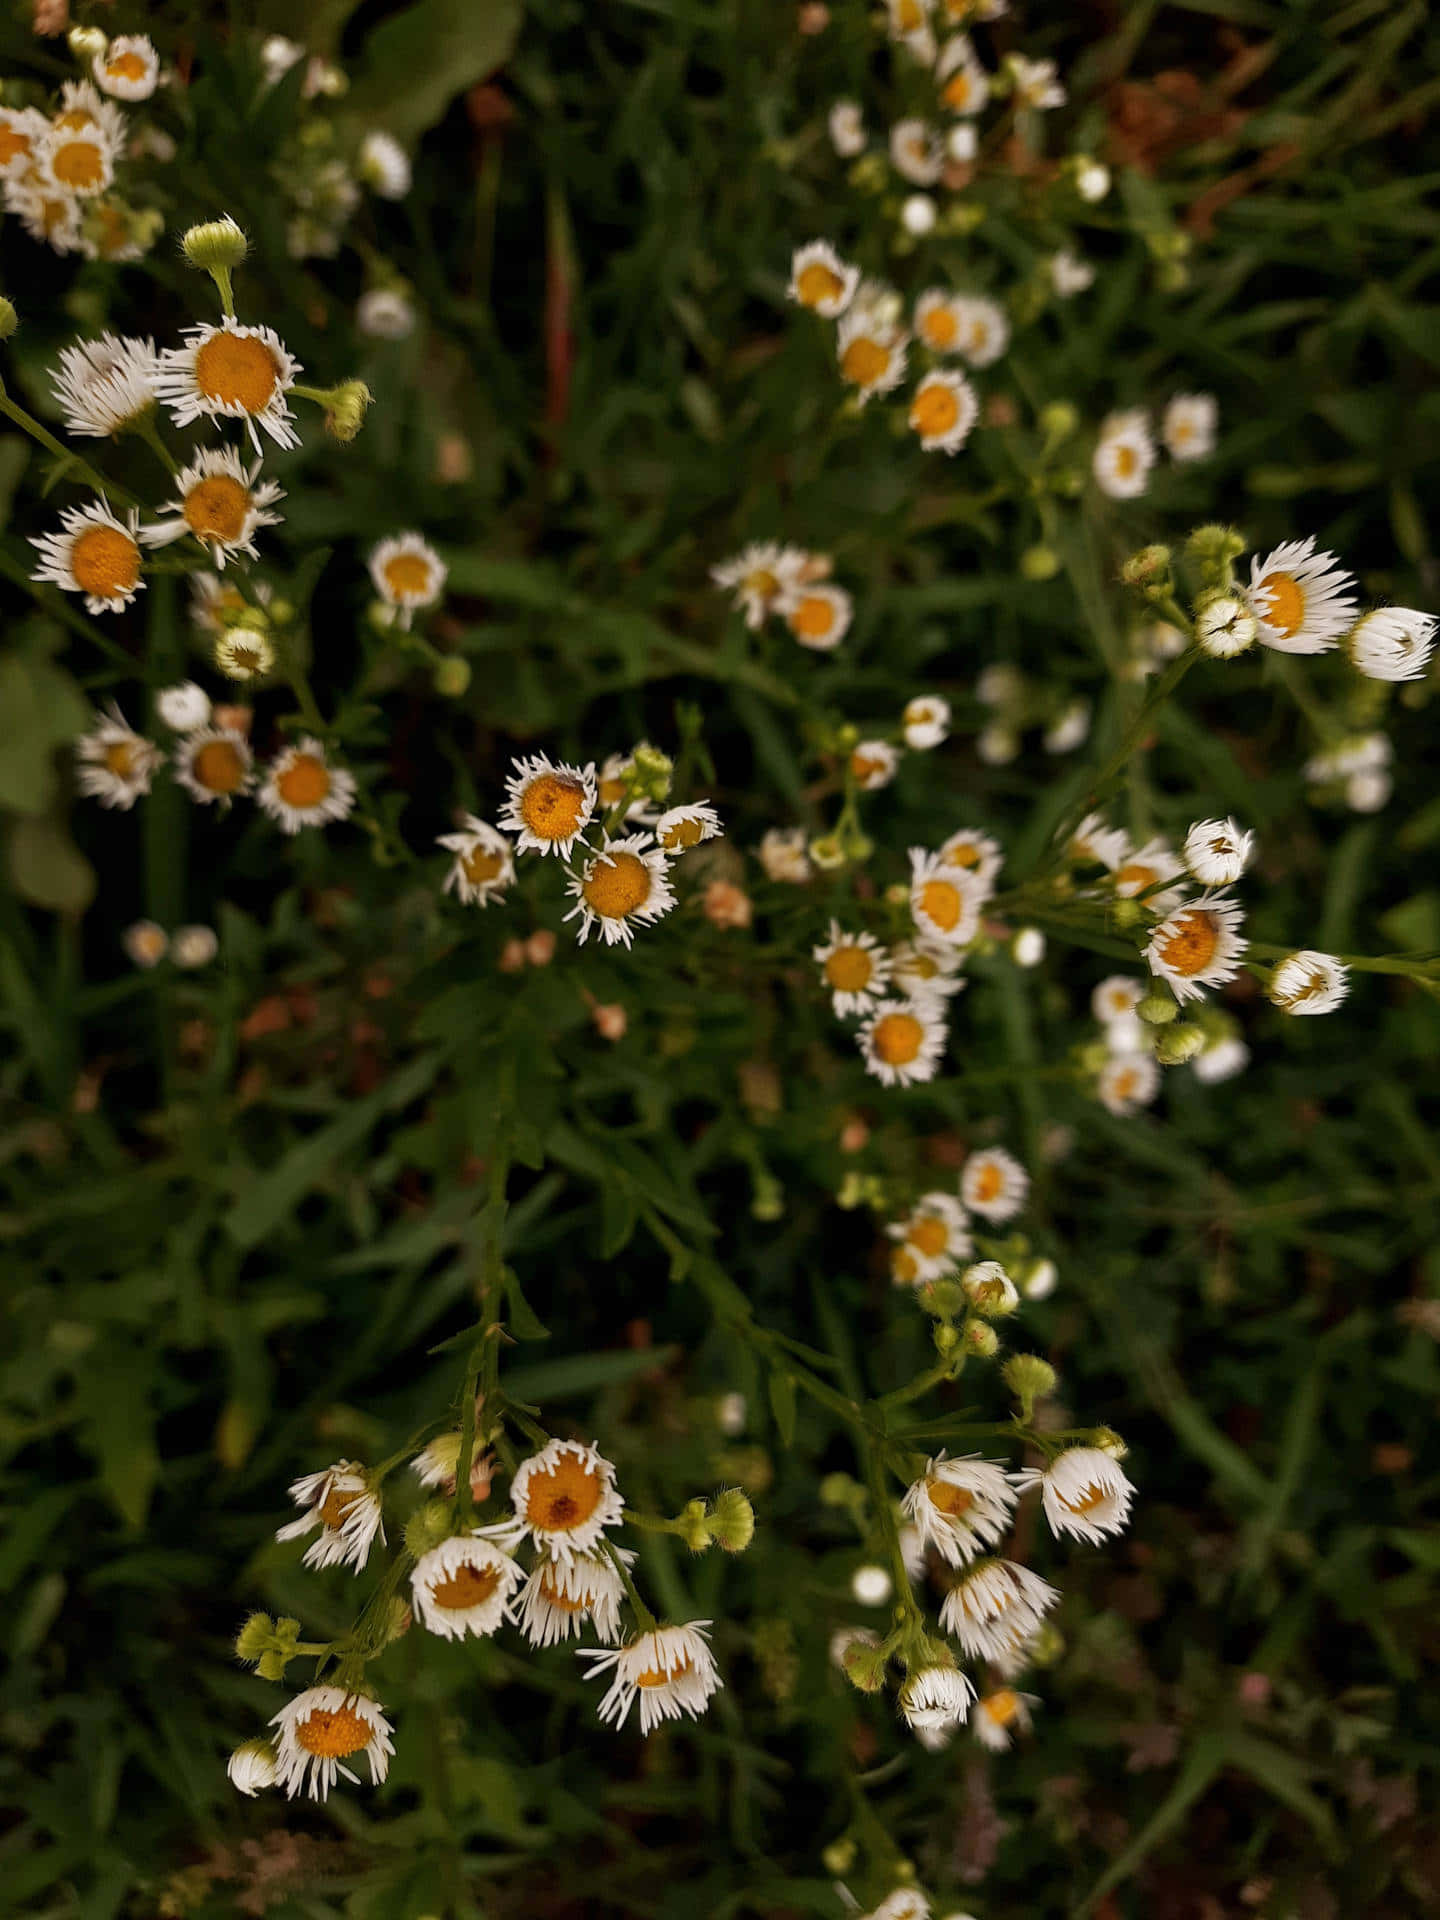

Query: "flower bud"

xmin=821 ymin=1839 xmax=856 ymax=1875
xmin=934 ymin=1322 xmax=960 ymax=1355
xmin=820 ymin=1471 xmax=863 ymax=1508
xmin=1195 ymin=594 xmax=1256 ymax=659
xmin=433 ymin=655 xmax=471 ymax=697
xmin=963 ymin=1318 xmax=999 ymax=1357
xmin=1020 ymin=544 xmax=1060 ymax=582
xmin=678 ymin=1497 xmax=712 ymax=1553
xmin=841 ymin=1637 xmax=889 ymax=1692
xmin=1003 ymin=1353 xmax=1057 ymax=1416
xmin=1120 ymin=544 xmax=1172 ymax=589
xmin=404 ymin=1499 xmax=456 ymax=1560
xmin=962 ymin=1260 xmax=1019 ymax=1317
xmin=68 ymin=25 xmax=109 ymax=60
xmin=0 ymin=295 xmax=18 ymax=340
xmin=706 ymin=1487 xmax=756 ymax=1553
xmin=234 ymin=1612 xmax=277 ymax=1665
xmin=378 ymin=1597 xmax=412 ymax=1646
xmin=182 ymin=215 xmax=249 ymax=272
xmin=1110 ymin=897 xmax=1144 ymax=929
xmin=1038 ymin=400 xmax=1079 ymax=443
xmin=1088 ymin=1425 xmax=1129 ymax=1459
xmin=322 ymin=379 xmax=373 ymax=443
xmin=630 ymin=744 xmax=674 ymax=801
xmin=1154 ymin=1022 xmax=1204 ymax=1066
xmin=1138 ymin=988 xmax=1178 ymax=1025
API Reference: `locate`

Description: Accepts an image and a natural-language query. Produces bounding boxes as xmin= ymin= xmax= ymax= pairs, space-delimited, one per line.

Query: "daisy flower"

xmin=909 ymin=370 xmax=978 ymax=454
xmin=888 ymin=1192 xmax=972 ymax=1285
xmin=950 ymin=295 xmax=1009 ymax=368
xmin=1108 ymin=837 xmax=1186 ymax=912
xmin=190 ymin=570 xmax=272 ymax=635
xmin=156 ymin=317 xmax=301 ymax=453
xmin=257 ymin=737 xmax=358 ymax=834
xmin=909 ymin=849 xmax=985 ymax=946
xmin=500 ymin=1438 xmax=625 ymax=1564
xmin=914 ymin=290 xmax=963 ymax=354
xmin=890 ymin=937 xmax=966 ymax=1003
xmin=32 ymin=500 xmax=144 ymax=614
xmin=227 ymin=1742 xmax=278 ymax=1798
xmin=74 ymin=703 xmax=162 ymax=809
xmin=886 ymin=0 xmax=933 ymax=42
xmin=710 ymin=542 xmax=807 ymax=630
xmin=782 ymin=580 xmax=853 ymax=651
xmin=518 ymin=1549 xmax=630 ymax=1648
xmin=144 ymin=448 xmax=283 ymax=568
xmin=368 ymin=532 xmax=447 ymax=628
xmin=93 ymin=34 xmax=161 ymax=101
xmin=1193 ymin=1034 xmax=1249 ymax=1083
xmin=890 ymin=119 xmax=943 ymax=186
xmin=788 ymin=240 xmax=860 ymax=318
xmin=1042 ymin=698 xmax=1091 ymax=754
xmin=939 ymin=1558 xmax=1060 ymax=1661
xmin=1247 ymin=538 xmax=1357 ymax=656
xmin=1145 ymin=894 xmax=1247 ymax=1005
xmin=1162 ymin=393 xmax=1217 ymax=462
xmin=1092 ymin=976 xmax=1145 ymax=1026
xmin=1098 ymin=1053 xmax=1161 ymax=1118
xmin=357 ymin=129 xmax=411 ymax=199
xmin=758 ymin=826 xmax=812 ymax=883
xmin=215 ymin=629 xmax=275 ymax=682
xmin=961 ymin=1146 xmax=1028 ymax=1222
xmin=1196 ymin=595 xmax=1257 ymax=659
xmin=438 ymin=816 xmax=515 ymax=905
xmin=1018 ymin=1446 xmax=1136 ymax=1545
xmin=172 ymin=925 xmax=218 ymax=969
xmin=1183 ymin=817 xmax=1253 ymax=886
xmin=1267 ymin=950 xmax=1349 ymax=1016
xmin=173 ymin=724 xmax=254 ymax=808
xmin=815 ymin=922 xmax=893 ymax=1017
xmin=52 ymin=332 xmax=160 ymax=438
xmin=936 ymin=827 xmax=1002 ymax=889
xmin=1348 ymin=607 xmax=1436 ymax=683
xmin=903 ymin=696 xmax=951 ymax=750
xmin=270 ymin=1688 xmax=394 ymax=1801
xmin=275 ymin=1461 xmax=384 ymax=1572
xmin=0 ymin=106 xmax=46 ymax=180
xmin=410 ymin=1534 xmax=524 ymax=1641
xmin=936 ymin=36 xmax=989 ymax=115
xmin=859 ymin=998 xmax=948 ymax=1087
xmin=973 ymin=1687 xmax=1039 ymax=1751
xmin=122 ymin=920 xmax=168 ymax=968
xmin=869 ymin=1892 xmax=932 ymax=1920
xmin=156 ymin=682 xmax=212 ymax=732
xmin=836 ymin=306 xmax=908 ymax=404
xmin=829 ymin=100 xmax=866 ymax=157
xmin=565 ymin=834 xmax=677 ymax=948
xmin=902 ymin=1454 xmax=1016 ymax=1565
xmin=6 ymin=176 xmax=82 ymax=253
xmin=499 ymin=753 xmax=598 ymax=858
xmin=1007 ymin=53 xmax=1066 ymax=110
xmin=38 ymin=115 xmax=117 ymax=199
xmin=851 ymin=740 xmax=900 ymax=790
xmin=962 ymin=1259 xmax=1018 ymax=1315
xmin=1050 ymin=249 xmax=1095 ymax=297
xmin=357 ymin=288 xmax=416 ymax=340
xmin=655 ymin=801 xmax=723 ymax=854
xmin=901 ymin=1664 xmax=975 ymax=1733
xmin=579 ymin=1621 xmax=722 ymax=1734
xmin=1093 ymin=409 xmax=1155 ymax=499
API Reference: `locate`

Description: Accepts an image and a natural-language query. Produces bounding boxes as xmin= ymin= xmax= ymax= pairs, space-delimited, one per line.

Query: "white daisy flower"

xmin=903 ymin=198 xmax=938 ymax=239
xmin=962 ymin=1258 xmax=1018 ymax=1314
xmin=1304 ymin=734 xmax=1391 ymax=785
xmin=950 ymin=295 xmax=1009 ymax=369
xmin=498 ymin=752 xmax=598 ymax=858
xmin=947 ymin=121 xmax=978 ymax=163
xmin=788 ymin=239 xmax=860 ymax=318
xmin=51 ymin=332 xmax=160 ymax=438
xmin=890 ymin=937 xmax=966 ymax=1004
xmin=31 ymin=500 xmax=144 ymax=614
xmin=858 ymin=998 xmax=948 ymax=1088
xmin=156 ymin=317 xmax=301 ymax=453
xmin=709 ymin=542 xmax=808 ymax=630
xmin=565 ymin=833 xmax=677 ymax=948
xmin=368 ymin=531 xmax=447 ymax=628
xmin=903 ymin=695 xmax=951 ymax=750
xmin=890 ymin=118 xmax=943 ymax=185
xmin=1196 ymin=594 xmax=1257 ymax=658
xmin=226 ymin=1741 xmax=278 ymax=1797
xmin=38 ymin=116 xmax=117 ymax=199
xmin=1183 ymin=817 xmax=1253 ymax=886
xmin=1268 ymin=950 xmax=1349 ymax=1016
xmin=781 ymin=581 xmax=853 ymax=650
xmin=937 ymin=35 xmax=990 ymax=114
xmin=438 ymin=816 xmax=515 ymax=905
xmin=0 ymin=106 xmax=47 ymax=180
xmin=122 ymin=920 xmax=168 ymax=969
xmin=156 ymin=682 xmax=212 ymax=732
xmin=961 ymin=1146 xmax=1028 ymax=1222
xmin=909 ymin=849 xmax=986 ymax=947
xmin=172 ymin=925 xmax=219 ymax=969
xmin=173 ymin=724 xmax=255 ymax=808
xmin=257 ymin=737 xmax=358 ymax=834
xmin=1050 ymin=249 xmax=1095 ymax=297
xmin=357 ymin=288 xmax=416 ymax=339
xmin=144 ymin=448 xmax=283 ymax=569
xmin=1145 ymin=893 xmax=1247 ymax=1005
xmin=901 ymin=1664 xmax=975 ymax=1733
xmin=757 ymin=825 xmax=812 ymax=883
xmin=518 ymin=1549 xmax=630 ymax=1648
xmin=1193 ymin=1034 xmax=1249 ymax=1083
xmin=1247 ymin=538 xmax=1357 ymax=656
xmin=93 ymin=34 xmax=161 ymax=101
xmin=1007 ymin=53 xmax=1066 ymax=110
xmin=885 ymin=0 xmax=935 ymax=48
xmin=1097 ymin=1053 xmax=1161 ymax=1118
xmin=1109 ymin=837 xmax=1187 ymax=913
xmin=815 ymin=922 xmax=894 ymax=1018
xmin=1042 ymin=698 xmax=1091 ymax=754
xmin=888 ymin=1192 xmax=972 ymax=1285
xmin=357 ymin=128 xmax=412 ymax=199
xmin=1092 ymin=976 xmax=1145 ymax=1026
xmin=578 ymin=1621 xmax=722 ymax=1734
xmin=829 ymin=99 xmax=866 ymax=157
xmin=1093 ymin=408 xmax=1156 ymax=500
xmin=902 ymin=1454 xmax=1016 ymax=1564
xmin=1069 ymin=812 xmax=1130 ymax=869
xmin=411 ymin=1533 xmax=523 ymax=1641
xmin=914 ymin=289 xmax=963 ymax=355
xmin=936 ymin=827 xmax=1002 ymax=890
xmin=973 ymin=1687 xmax=1039 ymax=1751
xmin=74 ymin=703 xmax=162 ymax=809
xmin=870 ymin=1894 xmax=932 ymax=1920
xmin=1162 ymin=393 xmax=1217 ymax=462
xmin=270 ymin=1688 xmax=394 ymax=1802
xmin=1018 ymin=1446 xmax=1136 ymax=1545
xmin=851 ymin=740 xmax=900 ymax=791
xmin=498 ymin=1437 xmax=625 ymax=1565
xmin=1348 ymin=607 xmax=1436 ymax=683
xmin=1076 ymin=157 xmax=1111 ymax=201
xmin=909 ymin=370 xmax=978 ymax=454
xmin=275 ymin=1461 xmax=384 ymax=1573
xmin=655 ymin=801 xmax=723 ymax=854
xmin=5 ymin=174 xmax=82 ymax=254
xmin=836 ymin=307 xmax=909 ymax=404
xmin=939 ymin=1557 xmax=1060 ymax=1661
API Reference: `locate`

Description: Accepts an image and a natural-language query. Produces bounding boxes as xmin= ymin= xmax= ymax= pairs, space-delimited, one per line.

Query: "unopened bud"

xmin=821 ymin=1839 xmax=856 ymax=1875
xmin=706 ymin=1487 xmax=756 ymax=1553
xmin=234 ymin=1612 xmax=278 ymax=1665
xmin=0 ymin=295 xmax=17 ymax=341
xmin=963 ymin=1318 xmax=999 ymax=1357
xmin=68 ymin=24 xmax=109 ymax=60
xmin=378 ymin=1597 xmax=412 ymax=1646
xmin=1038 ymin=400 xmax=1079 ymax=443
xmin=820 ymin=1471 xmax=862 ymax=1509
xmin=433 ymin=655 xmax=471 ymax=697
xmin=182 ymin=215 xmax=249 ymax=272
xmin=1003 ymin=1354 xmax=1057 ymax=1415
xmin=841 ymin=1637 xmax=889 ymax=1692
xmin=1154 ymin=1022 xmax=1204 ymax=1066
xmin=403 ymin=1499 xmax=455 ymax=1560
xmin=322 ymin=379 xmax=373 ymax=443
xmin=1120 ymin=544 xmax=1172 ymax=589
xmin=1020 ymin=544 xmax=1060 ymax=582
xmin=1088 ymin=1426 xmax=1129 ymax=1459
xmin=678 ymin=1497 xmax=711 ymax=1553
xmin=934 ymin=1322 xmax=960 ymax=1355
xmin=1138 ymin=988 xmax=1178 ymax=1025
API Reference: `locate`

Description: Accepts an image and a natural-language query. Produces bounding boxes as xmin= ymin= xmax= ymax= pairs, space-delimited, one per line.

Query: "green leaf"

xmin=504 ymin=1270 xmax=551 ymax=1341
xmin=768 ymin=1367 xmax=797 ymax=1446
xmin=7 ymin=812 xmax=95 ymax=914
xmin=344 ymin=0 xmax=524 ymax=147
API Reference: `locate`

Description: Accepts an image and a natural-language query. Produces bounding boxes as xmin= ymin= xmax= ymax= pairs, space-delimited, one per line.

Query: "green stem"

xmin=603 ymin=1538 xmax=657 ymax=1632
xmin=135 ymin=413 xmax=181 ymax=480
xmin=0 ymin=388 xmax=139 ymax=507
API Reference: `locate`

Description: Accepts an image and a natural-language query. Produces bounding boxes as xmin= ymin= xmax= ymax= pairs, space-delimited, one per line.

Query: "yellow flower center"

xmin=1110 ymin=1068 xmax=1138 ymax=1100
xmin=921 ymin=308 xmax=958 ymax=349
xmin=943 ymin=841 xmax=981 ymax=869
xmin=972 ymin=1164 xmax=1002 ymax=1202
xmin=636 ymin=1653 xmax=693 ymax=1689
xmin=824 ymin=946 xmax=874 ymax=993
xmin=796 ymin=261 xmax=844 ymax=307
xmin=983 ymin=1688 xmax=1020 ymax=1725
xmin=660 ymin=815 xmax=705 ymax=851
xmin=840 ymin=335 xmax=891 ymax=389
xmin=1156 ymin=911 xmax=1220 ymax=978
xmin=0 ymin=123 xmax=32 ymax=166
xmin=743 ymin=566 xmax=779 ymax=601
xmin=1058 ymin=1479 xmax=1109 ymax=1515
xmin=896 ymin=0 xmax=924 ymax=26
xmin=71 ymin=524 xmax=140 ymax=597
xmin=51 ymin=138 xmax=106 ymax=190
xmin=194 ymin=331 xmax=280 ymax=414
xmin=873 ymin=1011 xmax=924 ymax=1066
xmin=104 ymin=740 xmax=138 ymax=778
xmin=106 ymin=50 xmax=150 ymax=83
xmin=537 ymin=1567 xmax=589 ymax=1614
xmin=908 ymin=1216 xmax=950 ymax=1259
xmin=524 ymin=1452 xmax=605 ymax=1532
xmin=54 ymin=107 xmax=97 ymax=132
xmin=942 ymin=71 xmax=975 ymax=111
xmin=295 ymin=1704 xmax=373 ymax=1759
xmin=519 ymin=772 xmax=588 ymax=840
xmin=1258 ymin=571 xmax=1305 ymax=637
xmin=382 ymin=553 xmax=434 ymax=599
xmin=788 ymin=594 xmax=836 ymax=641
xmin=851 ymin=750 xmax=888 ymax=783
xmin=919 ymin=878 xmax=963 ymax=932
xmin=926 ymin=1477 xmax=975 ymax=1517
xmin=317 ymin=1485 xmax=362 ymax=1529
xmin=583 ymin=850 xmax=651 ymax=920
xmin=891 ymin=1245 xmax=920 ymax=1283
xmin=913 ymin=384 xmax=962 ymax=439
xmin=906 ymin=952 xmax=940 ymax=980
xmin=598 ymin=774 xmax=629 ymax=805
xmin=184 ymin=474 xmax=252 ymax=544
xmin=461 ymin=845 xmax=506 ymax=885
xmin=276 ymin=752 xmax=332 ymax=810
xmin=1113 ymin=861 xmax=1158 ymax=895
xmin=429 ymin=1561 xmax=503 ymax=1609
xmin=193 ymin=739 xmax=248 ymax=795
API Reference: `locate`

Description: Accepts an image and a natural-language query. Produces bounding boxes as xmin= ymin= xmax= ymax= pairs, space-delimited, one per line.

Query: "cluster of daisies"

xmin=228 ymin=1435 xmax=728 ymax=1802
xmin=710 ymin=541 xmax=854 ymax=651
xmin=882 ymin=1144 xmax=1053 ymax=1298
xmin=1092 ymin=394 xmax=1218 ymax=499
xmin=435 ymin=747 xmax=724 ymax=950
xmin=0 ymin=32 xmax=167 ymax=263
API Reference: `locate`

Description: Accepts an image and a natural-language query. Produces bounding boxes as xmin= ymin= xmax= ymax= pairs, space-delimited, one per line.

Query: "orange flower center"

xmin=317 ymin=1485 xmax=362 ymax=1529
xmin=796 ymin=261 xmax=844 ymax=307
xmin=276 ymin=753 xmax=332 ymax=810
xmin=983 ymin=1688 xmax=1020 ymax=1725
xmin=944 ymin=841 xmax=981 ymax=869
xmin=537 ymin=1567 xmax=589 ymax=1614
xmin=905 ymin=951 xmax=940 ymax=979
xmin=873 ymin=1011 xmax=924 ymax=1066
xmin=660 ymin=815 xmax=705 ymax=851
xmin=851 ymin=750 xmax=888 ymax=783
xmin=1156 ymin=911 xmax=1219 ymax=977
xmin=1110 ymin=1068 xmax=1138 ymax=1100
xmin=927 ymin=1478 xmax=974 ymax=1518
xmin=50 ymin=138 xmax=106 ymax=190
xmin=1113 ymin=862 xmax=1158 ymax=895
xmin=1058 ymin=1480 xmax=1109 ymax=1515
xmin=295 ymin=1704 xmax=373 ymax=1759
xmin=921 ymin=308 xmax=958 ymax=349
xmin=897 ymin=0 xmax=924 ymax=26
xmin=194 ymin=331 xmax=280 ymax=414
xmin=636 ymin=1654 xmax=693 ymax=1689
xmin=942 ymin=71 xmax=975 ymax=111
xmin=1258 ymin=571 xmax=1304 ymax=637
xmin=891 ymin=1245 xmax=920 ymax=1283
xmin=54 ymin=108 xmax=97 ymax=132
xmin=107 ymin=51 xmax=150 ymax=82
xmin=104 ymin=740 xmax=138 ymax=778
xmin=840 ymin=336 xmax=891 ymax=389
xmin=919 ymin=878 xmax=963 ymax=932
xmin=430 ymin=1561 xmax=502 ymax=1609
xmin=1112 ymin=444 xmax=1138 ymax=480
xmin=788 ymin=594 xmax=836 ymax=640
xmin=972 ymin=1164 xmax=1003 ymax=1202
xmin=825 ymin=947 xmax=874 ymax=993
xmin=519 ymin=772 xmax=587 ymax=840
xmin=382 ymin=553 xmax=435 ymax=599
xmin=913 ymin=383 xmax=961 ymax=439
xmin=184 ymin=474 xmax=251 ymax=544
xmin=193 ymin=739 xmax=247 ymax=795
xmin=71 ymin=524 xmax=140 ymax=597
xmin=461 ymin=845 xmax=506 ymax=885
xmin=743 ymin=566 xmax=779 ymax=601
xmin=908 ymin=1217 xmax=950 ymax=1259
xmin=523 ymin=1452 xmax=605 ymax=1532
xmin=583 ymin=849 xmax=651 ymax=920
xmin=0 ymin=123 xmax=32 ymax=166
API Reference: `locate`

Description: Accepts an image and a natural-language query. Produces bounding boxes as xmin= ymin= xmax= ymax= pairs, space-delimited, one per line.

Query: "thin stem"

xmin=0 ymin=388 xmax=139 ymax=507
xmin=135 ymin=413 xmax=181 ymax=479
xmin=603 ymin=1538 xmax=657 ymax=1632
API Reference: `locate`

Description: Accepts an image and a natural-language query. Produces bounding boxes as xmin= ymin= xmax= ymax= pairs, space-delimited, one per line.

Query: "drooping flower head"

xmin=901 ymin=1453 xmax=1017 ymax=1564
xmin=275 ymin=1461 xmax=384 ymax=1573
xmin=411 ymin=1534 xmax=524 ymax=1641
xmin=578 ymin=1621 xmax=722 ymax=1734
xmin=270 ymin=1687 xmax=394 ymax=1801
xmin=438 ymin=817 xmax=515 ymax=906
xmin=518 ymin=1548 xmax=630 ymax=1648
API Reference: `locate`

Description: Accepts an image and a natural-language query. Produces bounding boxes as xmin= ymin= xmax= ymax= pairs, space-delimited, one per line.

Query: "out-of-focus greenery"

xmin=2 ymin=3 xmax=1439 ymax=1918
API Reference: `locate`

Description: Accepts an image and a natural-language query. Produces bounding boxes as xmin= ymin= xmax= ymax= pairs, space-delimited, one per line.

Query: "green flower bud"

xmin=1088 ymin=1425 xmax=1129 ymax=1459
xmin=678 ymin=1497 xmax=712 ymax=1553
xmin=1138 ymin=988 xmax=1178 ymax=1026
xmin=403 ymin=1499 xmax=455 ymax=1560
xmin=921 ymin=1277 xmax=966 ymax=1320
xmin=706 ymin=1487 xmax=756 ymax=1553
xmin=630 ymin=744 xmax=674 ymax=801
xmin=1038 ymin=400 xmax=1079 ymax=443
xmin=934 ymin=1322 xmax=960 ymax=1355
xmin=1111 ymin=897 xmax=1145 ymax=929
xmin=1154 ymin=1022 xmax=1204 ymax=1066
xmin=1120 ymin=544 xmax=1173 ymax=590
xmin=821 ymin=1839 xmax=856 ymax=1875
xmin=235 ymin=1612 xmax=278 ymax=1665
xmin=963 ymin=1318 xmax=999 ymax=1358
xmin=820 ymin=1471 xmax=863 ymax=1509
xmin=182 ymin=216 xmax=249 ymax=272
xmin=1003 ymin=1353 xmax=1057 ymax=1417
xmin=0 ymin=295 xmax=18 ymax=341
xmin=1021 ymin=544 xmax=1060 ymax=582
xmin=322 ymin=379 xmax=373 ymax=443
xmin=433 ymin=656 xmax=471 ymax=697
xmin=378 ymin=1596 xmax=412 ymax=1646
